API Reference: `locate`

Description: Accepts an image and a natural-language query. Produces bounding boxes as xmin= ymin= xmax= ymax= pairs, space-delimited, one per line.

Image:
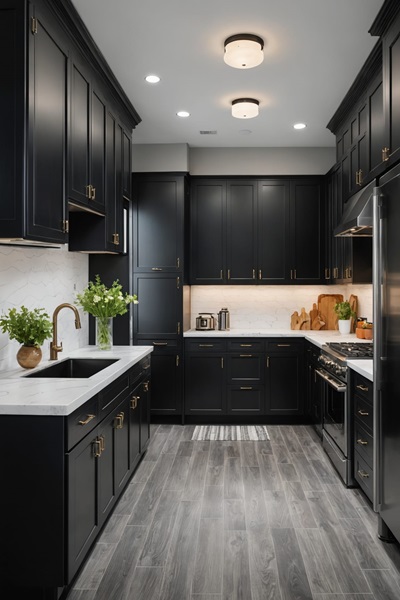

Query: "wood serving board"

xmin=349 ymin=294 xmax=358 ymax=332
xmin=318 ymin=294 xmax=343 ymax=330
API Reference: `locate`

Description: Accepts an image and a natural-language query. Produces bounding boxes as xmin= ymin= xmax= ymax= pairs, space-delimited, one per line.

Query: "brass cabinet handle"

xmin=91 ymin=186 xmax=96 ymax=200
xmin=355 ymin=170 xmax=359 ymax=186
xmin=358 ymin=409 xmax=369 ymax=416
xmin=199 ymin=344 xmax=214 ymax=347
xmin=358 ymin=169 xmax=363 ymax=185
xmin=86 ymin=184 xmax=92 ymax=199
xmin=93 ymin=439 xmax=102 ymax=458
xmin=221 ymin=357 xmax=224 ymax=369
xmin=258 ymin=269 xmax=262 ymax=280
xmin=153 ymin=342 xmax=168 ymax=346
xmin=143 ymin=381 xmax=149 ymax=392
xmin=240 ymin=386 xmax=253 ymax=390
xmin=357 ymin=469 xmax=370 ymax=479
xmin=176 ymin=257 xmax=180 ymax=269
xmin=357 ymin=384 xmax=369 ymax=392
xmin=357 ymin=438 xmax=368 ymax=446
xmin=114 ymin=412 xmax=124 ymax=429
xmin=382 ymin=147 xmax=390 ymax=162
xmin=220 ymin=270 xmax=223 ymax=279
xmin=112 ymin=232 xmax=120 ymax=245
xmin=325 ymin=268 xmax=331 ymax=280
xmin=290 ymin=269 xmax=293 ymax=280
xmin=240 ymin=344 xmax=252 ymax=347
xmin=177 ymin=322 xmax=181 ymax=334
xmin=266 ymin=356 xmax=270 ymax=368
xmin=252 ymin=269 xmax=256 ymax=279
xmin=131 ymin=396 xmax=139 ymax=409
xmin=294 ymin=269 xmax=297 ymax=279
xmin=62 ymin=220 xmax=69 ymax=234
xmin=176 ymin=355 xmax=180 ymax=367
xmin=177 ymin=277 xmax=180 ymax=289
xmin=239 ymin=354 xmax=252 ymax=357
xmin=277 ymin=344 xmax=291 ymax=347
xmin=79 ymin=414 xmax=96 ymax=426
xmin=99 ymin=434 xmax=105 ymax=452
xmin=227 ymin=269 xmax=231 ymax=280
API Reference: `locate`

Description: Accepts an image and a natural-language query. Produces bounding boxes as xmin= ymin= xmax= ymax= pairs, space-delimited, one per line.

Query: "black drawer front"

xmin=354 ymin=419 xmax=373 ymax=466
xmin=354 ymin=451 xmax=373 ymax=501
xmin=99 ymin=373 xmax=130 ymax=413
xmin=136 ymin=339 xmax=179 ymax=351
xmin=354 ymin=394 xmax=373 ymax=432
xmin=227 ymin=386 xmax=264 ymax=413
xmin=353 ymin=373 xmax=373 ymax=403
xmin=228 ymin=340 xmax=264 ymax=352
xmin=186 ymin=339 xmax=227 ymax=352
xmin=267 ymin=340 xmax=303 ymax=351
xmin=227 ymin=354 xmax=264 ymax=383
xmin=67 ymin=396 xmax=99 ymax=450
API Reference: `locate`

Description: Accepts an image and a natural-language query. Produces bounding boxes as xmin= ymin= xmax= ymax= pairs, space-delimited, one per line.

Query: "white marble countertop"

xmin=184 ymin=328 xmax=374 ymax=380
xmin=0 ymin=345 xmax=153 ymax=416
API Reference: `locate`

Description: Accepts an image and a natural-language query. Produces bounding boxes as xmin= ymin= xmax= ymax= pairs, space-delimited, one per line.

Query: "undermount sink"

xmin=25 ymin=358 xmax=119 ymax=378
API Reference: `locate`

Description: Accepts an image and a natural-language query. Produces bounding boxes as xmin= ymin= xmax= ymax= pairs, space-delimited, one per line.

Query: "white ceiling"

xmin=71 ymin=0 xmax=383 ymax=148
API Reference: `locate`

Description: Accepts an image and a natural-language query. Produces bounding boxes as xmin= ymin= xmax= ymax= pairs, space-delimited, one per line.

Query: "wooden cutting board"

xmin=318 ymin=294 xmax=343 ymax=330
xmin=349 ymin=294 xmax=358 ymax=332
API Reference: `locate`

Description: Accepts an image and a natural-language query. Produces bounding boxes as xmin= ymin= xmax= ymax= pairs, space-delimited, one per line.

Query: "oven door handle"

xmin=315 ymin=368 xmax=347 ymax=392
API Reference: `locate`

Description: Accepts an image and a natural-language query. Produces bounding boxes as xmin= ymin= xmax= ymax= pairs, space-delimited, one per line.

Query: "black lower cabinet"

xmin=184 ymin=338 xmax=305 ymax=422
xmin=136 ymin=340 xmax=183 ymax=421
xmin=305 ymin=342 xmax=322 ymax=437
xmin=0 ymin=357 xmax=151 ymax=598
xmin=185 ymin=353 xmax=226 ymax=414
xmin=352 ymin=371 xmax=374 ymax=501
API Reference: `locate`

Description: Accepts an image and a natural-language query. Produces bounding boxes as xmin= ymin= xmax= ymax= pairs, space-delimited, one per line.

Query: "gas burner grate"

xmin=326 ymin=342 xmax=373 ymax=358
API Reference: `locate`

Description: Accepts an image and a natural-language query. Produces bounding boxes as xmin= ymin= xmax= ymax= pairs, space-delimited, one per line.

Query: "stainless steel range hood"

xmin=334 ymin=180 xmax=376 ymax=237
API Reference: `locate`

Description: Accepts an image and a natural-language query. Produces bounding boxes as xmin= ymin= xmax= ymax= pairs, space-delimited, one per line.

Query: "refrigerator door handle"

xmin=373 ymin=186 xmax=383 ymax=512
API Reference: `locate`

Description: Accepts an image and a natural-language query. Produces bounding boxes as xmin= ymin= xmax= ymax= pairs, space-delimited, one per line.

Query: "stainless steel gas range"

xmin=317 ymin=342 xmax=373 ymax=486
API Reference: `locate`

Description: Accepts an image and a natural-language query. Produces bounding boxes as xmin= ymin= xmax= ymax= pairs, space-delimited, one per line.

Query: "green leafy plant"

xmin=334 ymin=300 xmax=356 ymax=320
xmin=0 ymin=306 xmax=53 ymax=347
xmin=76 ymin=275 xmax=138 ymax=318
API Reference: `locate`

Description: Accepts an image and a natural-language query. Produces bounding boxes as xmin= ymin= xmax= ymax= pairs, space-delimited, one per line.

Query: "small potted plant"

xmin=76 ymin=275 xmax=138 ymax=350
xmin=334 ymin=300 xmax=356 ymax=335
xmin=0 ymin=306 xmax=53 ymax=368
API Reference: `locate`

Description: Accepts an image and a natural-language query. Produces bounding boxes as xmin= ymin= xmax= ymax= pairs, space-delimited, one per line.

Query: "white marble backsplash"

xmin=190 ymin=284 xmax=373 ymax=330
xmin=0 ymin=245 xmax=89 ymax=371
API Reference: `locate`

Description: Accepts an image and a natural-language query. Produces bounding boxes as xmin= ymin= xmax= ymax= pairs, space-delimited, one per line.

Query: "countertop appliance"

xmin=318 ymin=342 xmax=373 ymax=486
xmin=195 ymin=313 xmax=216 ymax=331
xmin=373 ymin=163 xmax=400 ymax=541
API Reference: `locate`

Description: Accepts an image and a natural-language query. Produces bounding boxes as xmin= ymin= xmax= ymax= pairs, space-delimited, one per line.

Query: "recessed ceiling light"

xmin=293 ymin=122 xmax=306 ymax=130
xmin=145 ymin=74 xmax=160 ymax=83
xmin=177 ymin=111 xmax=190 ymax=118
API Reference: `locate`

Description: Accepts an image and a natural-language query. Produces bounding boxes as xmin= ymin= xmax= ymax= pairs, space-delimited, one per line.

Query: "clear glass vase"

xmin=96 ymin=317 xmax=113 ymax=350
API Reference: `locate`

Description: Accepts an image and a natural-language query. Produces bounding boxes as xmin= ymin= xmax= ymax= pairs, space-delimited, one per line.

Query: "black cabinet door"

xmin=227 ymin=386 xmax=264 ymax=414
xmin=290 ymin=180 xmax=324 ymax=283
xmin=190 ymin=179 xmax=226 ymax=283
xmin=113 ymin=396 xmax=131 ymax=495
xmin=69 ymin=61 xmax=91 ymax=206
xmin=140 ymin=378 xmax=151 ymax=451
xmin=185 ymin=354 xmax=226 ymax=414
xmin=368 ymin=73 xmax=385 ymax=179
xmin=67 ymin=431 xmax=99 ymax=582
xmin=265 ymin=349 xmax=304 ymax=416
xmin=26 ymin=6 xmax=68 ymax=243
xmin=129 ymin=380 xmax=141 ymax=468
xmin=257 ymin=180 xmax=290 ymax=282
xmin=226 ymin=354 xmax=264 ymax=383
xmin=90 ymin=90 xmax=106 ymax=212
xmin=226 ymin=180 xmax=256 ymax=283
xmin=122 ymin=129 xmax=131 ymax=200
xmin=133 ymin=175 xmax=185 ymax=272
xmin=383 ymin=11 xmax=400 ymax=166
xmin=134 ymin=274 xmax=182 ymax=339
xmin=140 ymin=347 xmax=182 ymax=416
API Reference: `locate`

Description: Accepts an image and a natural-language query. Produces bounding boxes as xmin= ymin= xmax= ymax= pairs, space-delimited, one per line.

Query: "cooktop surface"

xmin=326 ymin=342 xmax=373 ymax=359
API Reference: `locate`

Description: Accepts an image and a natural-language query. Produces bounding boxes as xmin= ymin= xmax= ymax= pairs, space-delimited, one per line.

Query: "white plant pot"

xmin=338 ymin=319 xmax=351 ymax=335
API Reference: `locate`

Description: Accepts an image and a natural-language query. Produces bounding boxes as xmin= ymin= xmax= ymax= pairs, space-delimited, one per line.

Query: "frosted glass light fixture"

xmin=232 ymin=98 xmax=259 ymax=119
xmin=224 ymin=34 xmax=264 ymax=69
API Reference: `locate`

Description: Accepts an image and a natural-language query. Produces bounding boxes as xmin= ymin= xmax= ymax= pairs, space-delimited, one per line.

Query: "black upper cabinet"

xmin=69 ymin=58 xmax=106 ymax=215
xmin=133 ymin=174 xmax=187 ymax=273
xmin=190 ymin=177 xmax=324 ymax=285
xmin=226 ymin=180 xmax=257 ymax=283
xmin=0 ymin=2 xmax=68 ymax=244
xmin=190 ymin=179 xmax=226 ymax=284
xmin=367 ymin=72 xmax=385 ymax=178
xmin=257 ymin=180 xmax=290 ymax=283
xmin=133 ymin=274 xmax=182 ymax=339
xmin=382 ymin=10 xmax=400 ymax=166
xmin=290 ymin=180 xmax=324 ymax=283
xmin=122 ymin=130 xmax=132 ymax=201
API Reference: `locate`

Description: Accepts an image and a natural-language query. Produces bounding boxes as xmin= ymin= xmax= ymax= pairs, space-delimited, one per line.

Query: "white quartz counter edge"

xmin=0 ymin=346 xmax=153 ymax=416
xmin=184 ymin=329 xmax=373 ymax=381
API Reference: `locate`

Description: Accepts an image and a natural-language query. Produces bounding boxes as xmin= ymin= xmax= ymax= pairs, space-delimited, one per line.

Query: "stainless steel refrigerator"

xmin=373 ymin=162 xmax=400 ymax=541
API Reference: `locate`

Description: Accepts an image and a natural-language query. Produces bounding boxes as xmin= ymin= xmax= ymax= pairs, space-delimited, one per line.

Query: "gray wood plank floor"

xmin=67 ymin=425 xmax=400 ymax=600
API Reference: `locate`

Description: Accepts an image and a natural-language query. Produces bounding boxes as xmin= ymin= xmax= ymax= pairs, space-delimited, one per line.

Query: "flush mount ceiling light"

xmin=145 ymin=74 xmax=160 ymax=83
xmin=232 ymin=98 xmax=259 ymax=119
xmin=293 ymin=122 xmax=307 ymax=129
xmin=224 ymin=34 xmax=264 ymax=69
xmin=176 ymin=110 xmax=190 ymax=118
